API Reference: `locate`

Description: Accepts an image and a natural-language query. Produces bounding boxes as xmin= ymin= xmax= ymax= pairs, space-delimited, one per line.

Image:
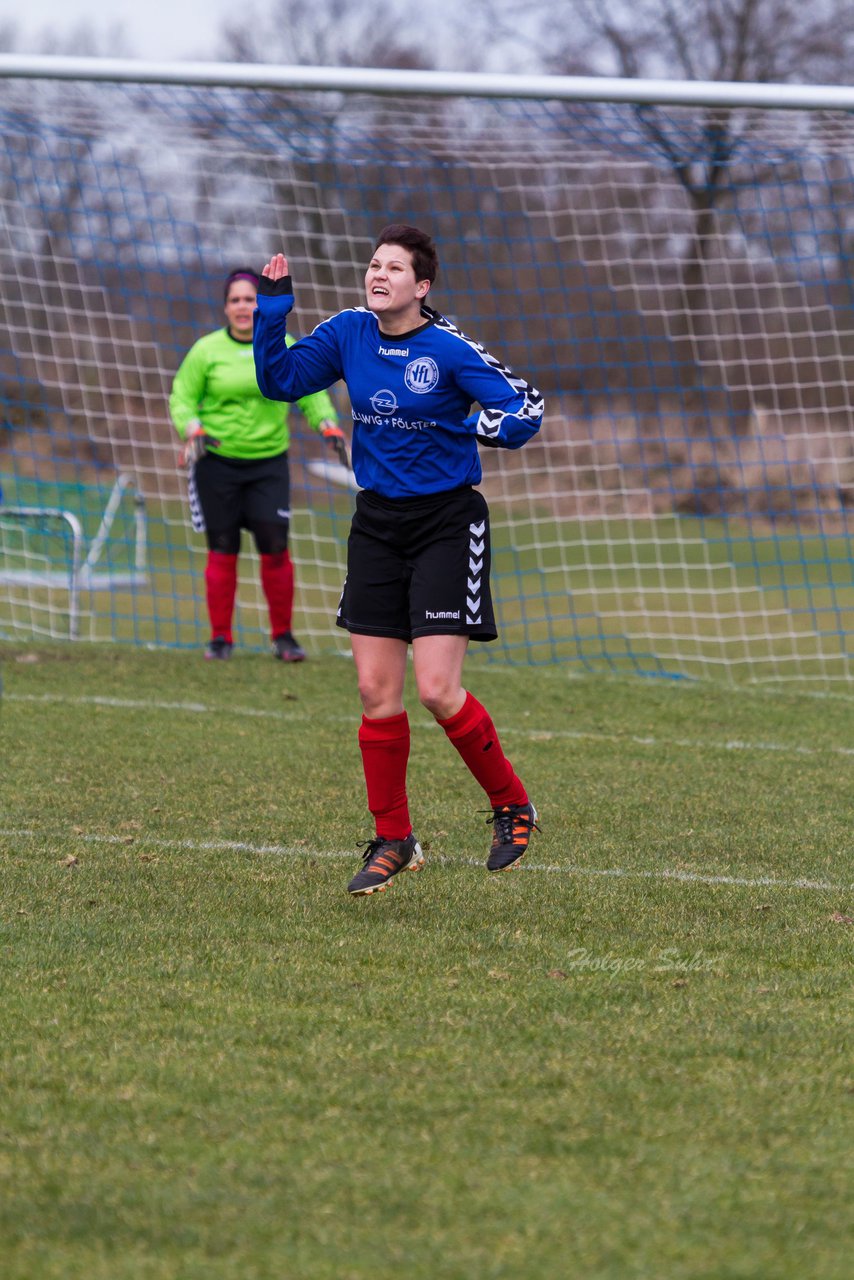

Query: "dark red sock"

xmin=358 ymin=711 xmax=411 ymax=839
xmin=438 ymin=691 xmax=527 ymax=809
xmin=205 ymin=551 xmax=237 ymax=643
xmin=260 ymin=550 xmax=294 ymax=637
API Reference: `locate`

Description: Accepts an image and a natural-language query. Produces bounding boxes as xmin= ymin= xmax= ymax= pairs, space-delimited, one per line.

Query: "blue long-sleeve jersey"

xmin=254 ymin=279 xmax=543 ymax=499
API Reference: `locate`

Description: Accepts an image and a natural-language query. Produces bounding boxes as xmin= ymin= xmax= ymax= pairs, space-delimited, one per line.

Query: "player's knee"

xmin=207 ymin=531 xmax=240 ymax=555
xmin=357 ymin=680 xmax=385 ymax=718
xmin=251 ymin=521 xmax=289 ymax=556
xmin=357 ymin=673 xmax=399 ymax=719
xmin=417 ymin=674 xmax=460 ymax=721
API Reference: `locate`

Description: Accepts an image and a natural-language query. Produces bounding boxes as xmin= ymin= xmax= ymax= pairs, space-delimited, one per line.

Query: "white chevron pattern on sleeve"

xmin=433 ymin=312 xmax=544 ymax=434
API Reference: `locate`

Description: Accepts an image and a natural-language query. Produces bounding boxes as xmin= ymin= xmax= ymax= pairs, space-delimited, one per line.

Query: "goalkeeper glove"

xmin=320 ymin=421 xmax=351 ymax=469
xmin=180 ymin=422 xmax=216 ymax=467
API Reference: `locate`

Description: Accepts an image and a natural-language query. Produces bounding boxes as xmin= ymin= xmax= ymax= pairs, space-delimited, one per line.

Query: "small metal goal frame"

xmin=0 ymin=473 xmax=148 ymax=639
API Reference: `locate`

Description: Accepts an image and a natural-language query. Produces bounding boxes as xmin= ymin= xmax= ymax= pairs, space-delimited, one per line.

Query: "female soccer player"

xmin=169 ymin=267 xmax=348 ymax=661
xmin=254 ymin=226 xmax=543 ymax=892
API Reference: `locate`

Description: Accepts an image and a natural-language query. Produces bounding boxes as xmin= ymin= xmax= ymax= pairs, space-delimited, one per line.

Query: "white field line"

xmin=494 ymin=666 xmax=854 ymax=705
xmin=6 ymin=690 xmax=853 ymax=759
xmin=1 ymin=827 xmax=851 ymax=894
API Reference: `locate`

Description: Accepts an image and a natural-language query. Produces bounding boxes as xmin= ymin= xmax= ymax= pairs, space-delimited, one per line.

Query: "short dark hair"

xmin=373 ymin=224 xmax=438 ymax=285
xmin=223 ymin=267 xmax=260 ymax=300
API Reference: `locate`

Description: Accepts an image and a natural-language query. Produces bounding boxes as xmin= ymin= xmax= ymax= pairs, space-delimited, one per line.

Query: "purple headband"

xmin=224 ymin=269 xmax=260 ymax=299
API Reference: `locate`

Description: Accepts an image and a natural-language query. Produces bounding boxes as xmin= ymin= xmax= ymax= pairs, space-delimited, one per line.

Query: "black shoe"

xmin=347 ymin=833 xmax=424 ymax=896
xmin=486 ymin=802 xmax=539 ymax=871
xmin=205 ymin=637 xmax=233 ymax=660
xmin=272 ymin=632 xmax=306 ymax=662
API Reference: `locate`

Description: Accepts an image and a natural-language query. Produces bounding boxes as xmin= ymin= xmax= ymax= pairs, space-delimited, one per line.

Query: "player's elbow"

xmin=254 ymin=362 xmax=281 ymax=401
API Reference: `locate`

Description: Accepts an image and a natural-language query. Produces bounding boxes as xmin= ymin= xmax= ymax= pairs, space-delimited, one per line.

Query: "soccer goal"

xmin=0 ymin=473 xmax=148 ymax=639
xmin=0 ymin=55 xmax=852 ymax=684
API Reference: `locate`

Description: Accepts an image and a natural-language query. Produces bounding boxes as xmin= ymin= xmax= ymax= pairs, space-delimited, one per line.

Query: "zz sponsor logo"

xmin=370 ymin=389 xmax=398 ymax=415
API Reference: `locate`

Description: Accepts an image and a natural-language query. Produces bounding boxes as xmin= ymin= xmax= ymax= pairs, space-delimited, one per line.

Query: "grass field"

xmin=1 ymin=644 xmax=853 ymax=1279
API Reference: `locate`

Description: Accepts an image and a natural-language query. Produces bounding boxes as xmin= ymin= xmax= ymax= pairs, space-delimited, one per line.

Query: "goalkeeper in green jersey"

xmin=169 ymin=267 xmax=349 ymax=661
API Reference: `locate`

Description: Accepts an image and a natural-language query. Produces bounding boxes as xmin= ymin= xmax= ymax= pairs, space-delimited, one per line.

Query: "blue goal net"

xmin=0 ymin=67 xmax=852 ymax=684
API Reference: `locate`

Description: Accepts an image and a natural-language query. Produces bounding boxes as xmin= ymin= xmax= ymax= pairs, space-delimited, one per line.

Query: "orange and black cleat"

xmin=347 ymin=833 xmax=424 ymax=896
xmin=486 ymin=802 xmax=540 ymax=871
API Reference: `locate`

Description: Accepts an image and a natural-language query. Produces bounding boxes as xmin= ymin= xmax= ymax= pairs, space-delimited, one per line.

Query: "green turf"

xmin=1 ymin=645 xmax=852 ymax=1279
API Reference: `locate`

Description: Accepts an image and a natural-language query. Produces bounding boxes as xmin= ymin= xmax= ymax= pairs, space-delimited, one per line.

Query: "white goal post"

xmin=0 ymin=54 xmax=852 ymax=684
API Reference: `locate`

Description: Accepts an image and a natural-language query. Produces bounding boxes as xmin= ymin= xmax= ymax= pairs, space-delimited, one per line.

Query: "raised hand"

xmin=261 ymin=253 xmax=289 ymax=281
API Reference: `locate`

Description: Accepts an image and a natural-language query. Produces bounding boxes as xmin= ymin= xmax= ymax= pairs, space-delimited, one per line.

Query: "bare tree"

xmin=468 ymin=0 xmax=854 ymax=418
xmin=471 ymin=0 xmax=854 ymax=84
xmin=213 ymin=0 xmax=484 ymax=307
xmin=217 ymin=0 xmax=449 ymax=70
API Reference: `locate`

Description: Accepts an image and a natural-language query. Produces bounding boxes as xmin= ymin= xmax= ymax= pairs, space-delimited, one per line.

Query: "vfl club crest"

xmin=404 ymin=356 xmax=439 ymax=394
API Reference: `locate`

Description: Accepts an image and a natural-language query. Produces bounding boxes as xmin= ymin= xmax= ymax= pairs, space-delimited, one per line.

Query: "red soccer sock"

xmin=438 ymin=691 xmax=527 ymax=809
xmin=260 ymin=550 xmax=294 ymax=637
xmin=205 ymin=551 xmax=238 ymax=643
xmin=358 ymin=711 xmax=412 ymax=839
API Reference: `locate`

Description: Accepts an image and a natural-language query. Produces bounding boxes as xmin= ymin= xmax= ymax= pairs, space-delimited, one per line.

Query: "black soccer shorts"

xmin=192 ymin=449 xmax=291 ymax=555
xmin=336 ymin=485 xmax=498 ymax=642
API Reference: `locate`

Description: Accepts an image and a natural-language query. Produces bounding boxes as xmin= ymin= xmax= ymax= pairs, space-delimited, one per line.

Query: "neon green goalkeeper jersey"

xmin=169 ymin=328 xmax=338 ymax=459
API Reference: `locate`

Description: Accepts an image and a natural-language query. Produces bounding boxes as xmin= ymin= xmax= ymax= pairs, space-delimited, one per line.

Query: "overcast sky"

xmin=6 ymin=0 xmax=545 ymax=75
xmin=10 ymin=0 xmax=235 ymax=62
